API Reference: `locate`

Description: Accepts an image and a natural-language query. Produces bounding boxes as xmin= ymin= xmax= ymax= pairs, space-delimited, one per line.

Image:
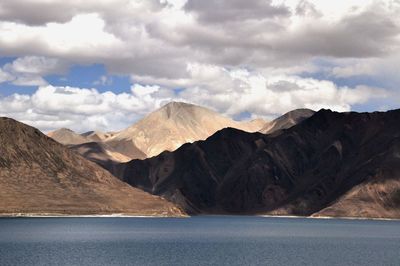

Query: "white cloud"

xmin=175 ymin=66 xmax=388 ymax=117
xmin=0 ymin=56 xmax=67 ymax=86
xmin=0 ymin=0 xmax=398 ymax=128
xmin=0 ymin=84 xmax=174 ymax=132
xmin=4 ymin=56 xmax=68 ymax=75
xmin=331 ymin=63 xmax=375 ymax=78
xmin=0 ymin=68 xmax=13 ymax=83
xmin=0 ymin=67 xmax=388 ymax=132
xmin=133 ymin=63 xmax=389 ymax=116
xmin=0 ymin=13 xmax=122 ymax=57
xmin=11 ymin=75 xmax=48 ymax=86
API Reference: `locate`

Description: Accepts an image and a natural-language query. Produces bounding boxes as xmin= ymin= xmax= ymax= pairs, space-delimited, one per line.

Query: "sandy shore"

xmin=1 ymin=213 xmax=399 ymax=221
xmin=0 ymin=213 xmax=188 ymax=218
xmin=258 ymin=214 xmax=400 ymax=222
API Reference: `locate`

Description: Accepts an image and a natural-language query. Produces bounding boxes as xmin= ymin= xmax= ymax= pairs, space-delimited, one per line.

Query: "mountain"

xmin=48 ymin=128 xmax=133 ymax=165
xmin=48 ymin=102 xmax=268 ymax=161
xmin=259 ymin=109 xmax=315 ymax=134
xmin=105 ymin=102 xmax=268 ymax=158
xmin=0 ymin=117 xmax=183 ymax=216
xmin=69 ymin=142 xmax=131 ymax=171
xmin=81 ymin=131 xmax=115 ymax=142
xmin=236 ymin=118 xmax=268 ymax=133
xmin=114 ymin=109 xmax=400 ymax=218
xmin=47 ymin=128 xmax=89 ymax=145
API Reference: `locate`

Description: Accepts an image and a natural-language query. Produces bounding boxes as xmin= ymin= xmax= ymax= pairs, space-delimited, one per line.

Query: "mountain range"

xmin=2 ymin=101 xmax=400 ymax=219
xmin=48 ymin=102 xmax=312 ymax=166
xmin=112 ymin=108 xmax=400 ymax=219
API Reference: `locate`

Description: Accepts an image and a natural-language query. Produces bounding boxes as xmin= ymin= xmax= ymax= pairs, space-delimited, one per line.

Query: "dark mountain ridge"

xmin=114 ymin=109 xmax=400 ymax=218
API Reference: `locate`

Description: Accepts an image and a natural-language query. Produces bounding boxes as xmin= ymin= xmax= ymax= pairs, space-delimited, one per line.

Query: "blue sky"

xmin=0 ymin=58 xmax=132 ymax=96
xmin=0 ymin=0 xmax=399 ymax=132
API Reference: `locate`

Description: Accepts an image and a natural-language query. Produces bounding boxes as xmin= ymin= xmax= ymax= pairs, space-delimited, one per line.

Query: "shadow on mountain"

xmin=112 ymin=109 xmax=400 ymax=218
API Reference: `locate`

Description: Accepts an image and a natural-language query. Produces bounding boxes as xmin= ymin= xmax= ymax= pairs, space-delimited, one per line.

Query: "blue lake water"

xmin=0 ymin=216 xmax=399 ymax=266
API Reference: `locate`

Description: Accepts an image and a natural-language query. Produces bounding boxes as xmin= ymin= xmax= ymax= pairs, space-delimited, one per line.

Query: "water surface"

xmin=0 ymin=216 xmax=399 ymax=265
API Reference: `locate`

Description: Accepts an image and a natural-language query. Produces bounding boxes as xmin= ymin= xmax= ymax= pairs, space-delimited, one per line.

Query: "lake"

xmin=0 ymin=216 xmax=399 ymax=265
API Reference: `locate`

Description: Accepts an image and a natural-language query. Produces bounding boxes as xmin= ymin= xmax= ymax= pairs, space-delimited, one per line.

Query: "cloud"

xmin=0 ymin=0 xmax=398 ymax=79
xmin=0 ymin=0 xmax=398 ymax=128
xmin=172 ymin=65 xmax=389 ymax=117
xmin=0 ymin=68 xmax=13 ymax=83
xmin=331 ymin=63 xmax=375 ymax=78
xmin=0 ymin=56 xmax=68 ymax=86
xmin=0 ymin=84 xmax=173 ymax=132
xmin=295 ymin=0 xmax=322 ymax=17
xmin=0 ymin=0 xmax=165 ymax=26
xmin=0 ymin=0 xmax=77 ymax=25
xmin=184 ymin=0 xmax=290 ymax=24
xmin=279 ymin=6 xmax=400 ymax=58
xmin=11 ymin=75 xmax=48 ymax=86
xmin=133 ymin=62 xmax=389 ymax=116
xmin=0 ymin=68 xmax=388 ymax=132
xmin=3 ymin=56 xmax=68 ymax=75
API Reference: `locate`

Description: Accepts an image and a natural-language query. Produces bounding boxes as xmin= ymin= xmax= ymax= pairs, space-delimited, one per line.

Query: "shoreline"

xmin=258 ymin=214 xmax=400 ymax=222
xmin=0 ymin=213 xmax=188 ymax=218
xmin=1 ymin=213 xmax=399 ymax=221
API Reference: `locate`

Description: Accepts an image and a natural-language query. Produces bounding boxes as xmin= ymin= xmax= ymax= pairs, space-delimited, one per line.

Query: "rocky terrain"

xmin=48 ymin=102 xmax=268 ymax=164
xmin=48 ymin=128 xmax=134 ymax=164
xmin=68 ymin=142 xmax=131 ymax=173
xmin=114 ymin=109 xmax=400 ymax=219
xmin=0 ymin=117 xmax=183 ymax=216
xmin=49 ymin=103 xmax=311 ymax=168
xmin=102 ymin=102 xmax=267 ymax=158
xmin=259 ymin=109 xmax=315 ymax=134
xmin=48 ymin=128 xmax=89 ymax=145
xmin=81 ymin=130 xmax=115 ymax=142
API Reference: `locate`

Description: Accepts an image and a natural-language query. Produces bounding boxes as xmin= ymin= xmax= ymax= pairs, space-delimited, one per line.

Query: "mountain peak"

xmin=111 ymin=101 xmax=256 ymax=158
xmin=48 ymin=128 xmax=75 ymax=135
xmin=47 ymin=127 xmax=89 ymax=145
xmin=59 ymin=128 xmax=75 ymax=133
xmin=159 ymin=101 xmax=206 ymax=119
xmin=282 ymin=108 xmax=315 ymax=117
xmin=161 ymin=101 xmax=192 ymax=108
xmin=260 ymin=108 xmax=315 ymax=134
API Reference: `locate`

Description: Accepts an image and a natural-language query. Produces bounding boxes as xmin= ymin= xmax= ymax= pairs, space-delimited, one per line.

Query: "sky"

xmin=0 ymin=0 xmax=399 ymax=132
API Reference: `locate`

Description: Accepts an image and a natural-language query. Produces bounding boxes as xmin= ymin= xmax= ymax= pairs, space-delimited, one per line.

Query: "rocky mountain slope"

xmin=105 ymin=102 xmax=268 ymax=158
xmin=81 ymin=131 xmax=115 ymax=142
xmin=259 ymin=109 xmax=315 ymax=134
xmin=48 ymin=102 xmax=268 ymax=163
xmin=47 ymin=128 xmax=89 ymax=145
xmin=114 ymin=109 xmax=400 ymax=219
xmin=69 ymin=142 xmax=131 ymax=171
xmin=48 ymin=128 xmax=133 ymax=164
xmin=0 ymin=117 xmax=183 ymax=216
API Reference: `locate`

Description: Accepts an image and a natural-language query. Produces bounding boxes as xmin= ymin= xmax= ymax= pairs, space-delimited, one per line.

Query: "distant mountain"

xmin=114 ymin=109 xmax=400 ymax=219
xmin=104 ymin=102 xmax=268 ymax=158
xmin=0 ymin=117 xmax=183 ymax=216
xmin=48 ymin=128 xmax=133 ymax=166
xmin=259 ymin=109 xmax=315 ymax=134
xmin=81 ymin=131 xmax=115 ymax=142
xmin=47 ymin=128 xmax=89 ymax=145
xmin=48 ymin=102 xmax=269 ymax=162
xmin=237 ymin=118 xmax=267 ymax=133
